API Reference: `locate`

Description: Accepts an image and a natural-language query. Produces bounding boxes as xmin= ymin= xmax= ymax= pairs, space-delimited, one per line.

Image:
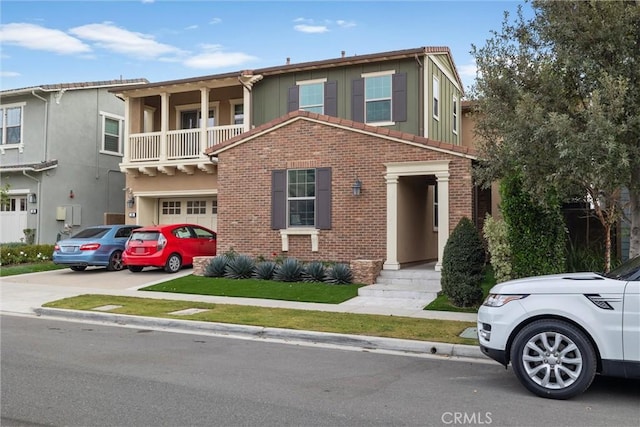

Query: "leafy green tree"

xmin=470 ymin=0 xmax=640 ymax=271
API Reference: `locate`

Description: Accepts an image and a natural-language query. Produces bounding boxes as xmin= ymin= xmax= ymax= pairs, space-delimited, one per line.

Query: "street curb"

xmin=34 ymin=307 xmax=487 ymax=361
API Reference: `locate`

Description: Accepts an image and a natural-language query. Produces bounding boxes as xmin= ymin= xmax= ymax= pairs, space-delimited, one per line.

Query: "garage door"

xmin=159 ymin=197 xmax=217 ymax=231
xmin=1 ymin=195 xmax=28 ymax=243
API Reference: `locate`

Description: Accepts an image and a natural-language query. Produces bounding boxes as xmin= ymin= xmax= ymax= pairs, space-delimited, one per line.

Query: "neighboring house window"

xmin=433 ymin=76 xmax=440 ymax=120
xmin=0 ymin=196 xmax=26 ymax=212
xmin=272 ymin=168 xmax=332 ymax=230
xmin=177 ymin=104 xmax=218 ymax=129
xmin=0 ymin=103 xmax=24 ymax=146
xmin=101 ymin=112 xmax=124 ymax=155
xmin=352 ymin=72 xmax=406 ymax=124
xmin=288 ymin=80 xmax=337 ymax=116
xmin=212 ymin=198 xmax=218 ymax=214
xmin=233 ymin=103 xmax=244 ymax=125
xmin=432 ymin=184 xmax=439 ymax=231
xmin=452 ymin=96 xmax=458 ymax=134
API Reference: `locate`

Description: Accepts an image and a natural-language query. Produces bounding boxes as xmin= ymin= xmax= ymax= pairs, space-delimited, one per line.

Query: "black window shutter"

xmin=324 ymin=81 xmax=337 ymax=117
xmin=351 ymin=78 xmax=364 ymax=122
xmin=316 ymin=167 xmax=332 ymax=230
xmin=271 ymin=170 xmax=287 ymax=229
xmin=392 ymin=72 xmax=407 ymax=122
xmin=287 ymin=86 xmax=299 ymax=113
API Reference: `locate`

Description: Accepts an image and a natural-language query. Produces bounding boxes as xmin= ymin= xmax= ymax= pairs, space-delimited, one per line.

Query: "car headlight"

xmin=482 ymin=294 xmax=528 ymax=307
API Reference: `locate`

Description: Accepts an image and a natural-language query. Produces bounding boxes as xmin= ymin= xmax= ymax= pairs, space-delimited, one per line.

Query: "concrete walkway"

xmin=0 ymin=267 xmax=484 ymax=360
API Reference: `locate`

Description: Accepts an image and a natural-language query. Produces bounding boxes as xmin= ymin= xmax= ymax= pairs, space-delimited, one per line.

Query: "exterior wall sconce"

xmin=127 ymin=196 xmax=135 ymax=208
xmin=352 ymin=178 xmax=362 ymax=196
xmin=69 ymin=190 xmax=74 ymax=199
xmin=28 ymin=193 xmax=37 ymax=203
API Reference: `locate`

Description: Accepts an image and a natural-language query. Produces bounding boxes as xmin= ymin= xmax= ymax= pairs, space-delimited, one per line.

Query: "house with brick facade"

xmin=111 ymin=47 xmax=492 ymax=280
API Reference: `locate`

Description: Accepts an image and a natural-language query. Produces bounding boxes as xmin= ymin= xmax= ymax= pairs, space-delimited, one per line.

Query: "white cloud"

xmin=183 ymin=45 xmax=257 ymax=69
xmin=69 ymin=22 xmax=184 ymax=59
xmin=0 ymin=71 xmax=20 ymax=78
xmin=0 ymin=23 xmax=91 ymax=54
xmin=209 ymin=18 xmax=222 ymax=25
xmin=336 ymin=20 xmax=356 ymax=29
xmin=294 ymin=24 xmax=329 ymax=34
xmin=185 ymin=25 xmax=199 ymax=30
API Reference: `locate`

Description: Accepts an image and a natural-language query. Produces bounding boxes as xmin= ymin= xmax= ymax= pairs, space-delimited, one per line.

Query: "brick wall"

xmin=217 ymin=118 xmax=474 ymax=263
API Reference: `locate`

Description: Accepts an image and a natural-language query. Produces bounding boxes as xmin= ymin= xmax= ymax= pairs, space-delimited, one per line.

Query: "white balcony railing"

xmin=128 ymin=124 xmax=244 ymax=162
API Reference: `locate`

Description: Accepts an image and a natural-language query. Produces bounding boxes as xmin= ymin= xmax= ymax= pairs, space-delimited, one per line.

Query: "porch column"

xmin=384 ymin=174 xmax=400 ymax=270
xmin=435 ymin=172 xmax=450 ymax=271
xmin=242 ymin=84 xmax=251 ymax=132
xmin=160 ymin=92 xmax=169 ymax=162
xmin=200 ymin=87 xmax=209 ymax=153
xmin=123 ymin=96 xmax=130 ymax=163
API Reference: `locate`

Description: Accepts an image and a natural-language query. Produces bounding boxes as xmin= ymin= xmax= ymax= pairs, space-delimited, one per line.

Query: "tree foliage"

xmin=470 ymin=0 xmax=640 ymax=269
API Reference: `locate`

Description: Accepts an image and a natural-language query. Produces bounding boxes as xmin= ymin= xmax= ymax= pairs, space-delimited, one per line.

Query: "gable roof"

xmin=109 ymin=46 xmax=463 ymax=93
xmin=1 ymin=79 xmax=149 ymax=96
xmin=207 ymin=110 xmax=478 ymax=160
xmin=0 ymin=159 xmax=58 ymax=173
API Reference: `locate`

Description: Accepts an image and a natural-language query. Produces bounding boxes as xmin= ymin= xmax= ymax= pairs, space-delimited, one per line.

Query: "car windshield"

xmin=602 ymin=255 xmax=640 ymax=280
xmin=71 ymin=228 xmax=109 ymax=239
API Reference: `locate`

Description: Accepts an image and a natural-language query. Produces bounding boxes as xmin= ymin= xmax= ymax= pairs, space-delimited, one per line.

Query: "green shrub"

xmin=224 ymin=255 xmax=255 ymax=279
xmin=325 ymin=263 xmax=353 ymax=285
xmin=273 ymin=258 xmax=303 ymax=282
xmin=204 ymin=255 xmax=229 ymax=277
xmin=303 ymin=261 xmax=326 ymax=282
xmin=483 ymin=214 xmax=512 ymax=283
xmin=500 ymin=174 xmax=567 ymax=278
xmin=0 ymin=244 xmax=54 ymax=266
xmin=253 ymin=261 xmax=277 ymax=280
xmin=441 ymin=217 xmax=485 ymax=307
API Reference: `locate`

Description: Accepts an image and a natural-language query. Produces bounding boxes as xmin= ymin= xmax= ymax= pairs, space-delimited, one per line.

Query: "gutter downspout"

xmin=22 ymin=171 xmax=41 ymax=244
xmin=31 ymin=90 xmax=49 ymax=160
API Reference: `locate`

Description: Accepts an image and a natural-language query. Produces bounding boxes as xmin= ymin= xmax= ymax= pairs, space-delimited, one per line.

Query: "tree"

xmin=470 ymin=0 xmax=640 ymax=271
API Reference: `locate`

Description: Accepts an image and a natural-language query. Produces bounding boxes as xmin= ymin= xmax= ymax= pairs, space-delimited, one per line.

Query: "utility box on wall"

xmin=56 ymin=206 xmax=66 ymax=221
xmin=56 ymin=205 xmax=82 ymax=225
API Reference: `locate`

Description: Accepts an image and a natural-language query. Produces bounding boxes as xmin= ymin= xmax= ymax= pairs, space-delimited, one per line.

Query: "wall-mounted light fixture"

xmin=28 ymin=193 xmax=37 ymax=203
xmin=352 ymin=177 xmax=362 ymax=196
xmin=69 ymin=190 xmax=74 ymax=199
xmin=127 ymin=196 xmax=135 ymax=209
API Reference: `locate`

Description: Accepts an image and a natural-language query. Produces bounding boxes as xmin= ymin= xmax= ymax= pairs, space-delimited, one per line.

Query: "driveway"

xmin=0 ymin=267 xmax=191 ymax=290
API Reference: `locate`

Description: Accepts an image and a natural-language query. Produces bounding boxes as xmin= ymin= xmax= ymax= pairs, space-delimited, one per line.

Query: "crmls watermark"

xmin=441 ymin=412 xmax=493 ymax=425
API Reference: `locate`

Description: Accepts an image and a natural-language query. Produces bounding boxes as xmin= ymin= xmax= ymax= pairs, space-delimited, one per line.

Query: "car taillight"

xmin=80 ymin=243 xmax=101 ymax=251
xmin=54 ymin=244 xmax=60 ymax=251
xmin=158 ymin=234 xmax=167 ymax=250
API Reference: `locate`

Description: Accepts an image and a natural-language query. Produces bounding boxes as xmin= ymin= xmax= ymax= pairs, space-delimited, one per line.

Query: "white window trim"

xmin=229 ymin=98 xmax=244 ymax=125
xmin=175 ymin=102 xmax=220 ymax=129
xmin=0 ymin=101 xmax=26 ymax=154
xmin=297 ymin=78 xmax=327 ymax=114
xmin=361 ymin=70 xmax=395 ymax=126
xmin=433 ymin=76 xmax=440 ymax=120
xmin=452 ymin=95 xmax=458 ymax=135
xmin=99 ymin=111 xmax=124 ymax=156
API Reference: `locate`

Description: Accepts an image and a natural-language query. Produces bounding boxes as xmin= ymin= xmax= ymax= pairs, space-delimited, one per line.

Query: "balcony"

xmin=122 ymin=124 xmax=244 ymax=176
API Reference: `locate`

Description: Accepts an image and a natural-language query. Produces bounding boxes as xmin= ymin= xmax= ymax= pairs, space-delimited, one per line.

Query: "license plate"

xmin=61 ymin=246 xmax=78 ymax=253
xmin=135 ymin=247 xmax=145 ymax=254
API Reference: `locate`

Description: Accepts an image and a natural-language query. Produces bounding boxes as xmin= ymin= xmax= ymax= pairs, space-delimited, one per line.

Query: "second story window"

xmin=0 ymin=104 xmax=24 ymax=146
xmin=299 ymin=82 xmax=324 ymax=114
xmin=365 ymin=73 xmax=392 ymax=124
xmin=101 ymin=112 xmax=123 ymax=155
xmin=433 ymin=76 xmax=440 ymax=120
xmin=233 ymin=103 xmax=244 ymax=125
xmin=452 ymin=96 xmax=458 ymax=134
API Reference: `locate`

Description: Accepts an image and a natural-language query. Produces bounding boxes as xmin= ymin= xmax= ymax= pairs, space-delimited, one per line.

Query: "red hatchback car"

xmin=123 ymin=224 xmax=217 ymax=273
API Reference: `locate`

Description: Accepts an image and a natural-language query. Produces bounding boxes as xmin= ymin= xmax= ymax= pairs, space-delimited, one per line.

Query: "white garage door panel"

xmin=0 ymin=211 xmax=28 ymax=243
xmin=159 ymin=198 xmax=217 ymax=231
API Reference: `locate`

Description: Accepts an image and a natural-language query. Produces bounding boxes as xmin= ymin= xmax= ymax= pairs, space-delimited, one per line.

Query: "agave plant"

xmin=273 ymin=258 xmax=303 ymax=282
xmin=302 ymin=261 xmax=326 ymax=282
xmin=325 ymin=263 xmax=353 ymax=285
xmin=224 ymin=254 xmax=256 ymax=279
xmin=253 ymin=261 xmax=277 ymax=280
xmin=204 ymin=255 xmax=229 ymax=277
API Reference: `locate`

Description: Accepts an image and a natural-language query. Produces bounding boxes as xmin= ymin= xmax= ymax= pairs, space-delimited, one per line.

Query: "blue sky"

xmin=0 ymin=0 xmax=533 ymax=92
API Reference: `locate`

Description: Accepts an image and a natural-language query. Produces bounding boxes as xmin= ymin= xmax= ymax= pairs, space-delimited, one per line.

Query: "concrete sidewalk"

xmin=0 ymin=268 xmax=484 ymax=361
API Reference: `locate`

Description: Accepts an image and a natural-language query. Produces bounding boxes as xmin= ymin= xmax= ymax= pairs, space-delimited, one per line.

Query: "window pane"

xmin=6 ymin=127 xmax=21 ymax=144
xmin=366 ymin=100 xmax=391 ymax=122
xmin=6 ymin=107 xmax=21 ymax=126
xmin=104 ymin=135 xmax=119 ymax=152
xmin=289 ymin=200 xmax=314 ymax=226
xmin=234 ymin=104 xmax=244 ymax=124
xmin=105 ymin=118 xmax=119 ymax=135
xmin=288 ymin=169 xmax=315 ymax=197
xmin=365 ymin=75 xmax=391 ymax=99
xmin=299 ymin=83 xmax=324 ymax=113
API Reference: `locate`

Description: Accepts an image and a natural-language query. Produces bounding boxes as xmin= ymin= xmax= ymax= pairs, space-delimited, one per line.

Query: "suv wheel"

xmin=164 ymin=253 xmax=182 ymax=273
xmin=510 ymin=319 xmax=596 ymax=399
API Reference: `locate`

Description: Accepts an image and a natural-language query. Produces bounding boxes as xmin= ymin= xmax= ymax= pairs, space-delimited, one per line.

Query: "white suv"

xmin=477 ymin=256 xmax=640 ymax=399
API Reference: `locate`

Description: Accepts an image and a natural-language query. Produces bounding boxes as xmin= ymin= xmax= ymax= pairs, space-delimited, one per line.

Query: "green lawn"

xmin=423 ymin=268 xmax=495 ymax=312
xmin=0 ymin=262 xmax=66 ymax=277
xmin=142 ymin=276 xmax=362 ymax=304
